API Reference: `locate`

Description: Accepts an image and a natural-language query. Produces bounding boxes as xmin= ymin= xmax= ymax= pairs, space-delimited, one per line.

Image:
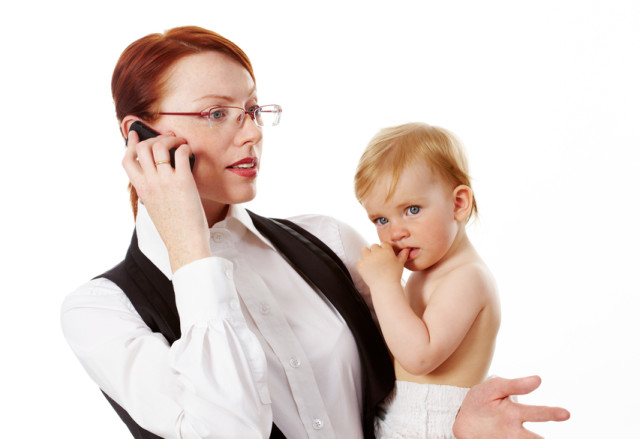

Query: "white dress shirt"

xmin=61 ymin=204 xmax=376 ymax=439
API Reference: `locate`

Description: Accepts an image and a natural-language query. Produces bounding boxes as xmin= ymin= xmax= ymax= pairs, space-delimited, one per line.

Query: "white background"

xmin=1 ymin=1 xmax=638 ymax=437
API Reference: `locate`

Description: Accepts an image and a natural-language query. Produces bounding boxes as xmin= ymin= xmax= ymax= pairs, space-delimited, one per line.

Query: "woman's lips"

xmin=227 ymin=157 xmax=258 ymax=177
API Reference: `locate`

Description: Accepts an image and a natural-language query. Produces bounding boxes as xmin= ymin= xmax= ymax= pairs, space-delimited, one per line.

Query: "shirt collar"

xmin=136 ymin=203 xmax=276 ymax=279
xmin=223 ymin=204 xmax=277 ymax=251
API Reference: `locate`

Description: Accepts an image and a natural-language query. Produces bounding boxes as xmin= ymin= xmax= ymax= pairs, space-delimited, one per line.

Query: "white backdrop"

xmin=1 ymin=1 xmax=638 ymax=437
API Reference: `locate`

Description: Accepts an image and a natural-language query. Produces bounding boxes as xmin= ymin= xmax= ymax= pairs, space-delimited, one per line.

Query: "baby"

xmin=354 ymin=123 xmax=500 ymax=439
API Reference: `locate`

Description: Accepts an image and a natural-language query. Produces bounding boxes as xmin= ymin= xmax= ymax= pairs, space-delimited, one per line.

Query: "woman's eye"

xmin=210 ymin=109 xmax=227 ymax=120
xmin=374 ymin=217 xmax=389 ymax=226
xmin=407 ymin=206 xmax=421 ymax=215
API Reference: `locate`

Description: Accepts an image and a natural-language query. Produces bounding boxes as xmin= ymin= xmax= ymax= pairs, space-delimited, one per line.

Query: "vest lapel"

xmin=248 ymin=211 xmax=394 ymax=439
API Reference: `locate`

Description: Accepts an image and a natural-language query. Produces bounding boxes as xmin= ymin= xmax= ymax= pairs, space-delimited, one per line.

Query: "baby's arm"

xmin=401 ymin=265 xmax=492 ymax=375
xmin=357 ymin=244 xmax=491 ymax=376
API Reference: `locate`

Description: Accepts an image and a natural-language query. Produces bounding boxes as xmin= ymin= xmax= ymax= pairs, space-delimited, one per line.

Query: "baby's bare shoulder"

xmin=437 ymin=260 xmax=498 ymax=302
xmin=452 ymin=260 xmax=495 ymax=284
xmin=406 ymin=259 xmax=497 ymax=305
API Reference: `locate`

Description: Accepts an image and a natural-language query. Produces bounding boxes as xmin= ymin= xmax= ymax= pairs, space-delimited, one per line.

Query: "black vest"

xmin=97 ymin=211 xmax=394 ymax=438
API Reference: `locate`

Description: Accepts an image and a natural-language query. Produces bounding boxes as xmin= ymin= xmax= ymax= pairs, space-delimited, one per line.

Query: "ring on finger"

xmin=155 ymin=160 xmax=171 ymax=166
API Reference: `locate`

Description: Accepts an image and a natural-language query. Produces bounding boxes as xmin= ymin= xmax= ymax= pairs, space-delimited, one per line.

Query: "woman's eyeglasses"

xmin=159 ymin=104 xmax=282 ymax=129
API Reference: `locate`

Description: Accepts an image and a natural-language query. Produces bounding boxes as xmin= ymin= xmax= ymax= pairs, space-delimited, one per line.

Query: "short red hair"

xmin=111 ymin=26 xmax=255 ymax=217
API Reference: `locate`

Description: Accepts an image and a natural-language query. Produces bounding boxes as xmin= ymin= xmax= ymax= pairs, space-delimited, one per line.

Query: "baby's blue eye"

xmin=375 ymin=217 xmax=389 ymax=226
xmin=407 ymin=206 xmax=420 ymax=215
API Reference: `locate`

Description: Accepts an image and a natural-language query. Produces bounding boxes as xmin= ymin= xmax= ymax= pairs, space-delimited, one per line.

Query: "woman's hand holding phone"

xmin=122 ymin=123 xmax=211 ymax=273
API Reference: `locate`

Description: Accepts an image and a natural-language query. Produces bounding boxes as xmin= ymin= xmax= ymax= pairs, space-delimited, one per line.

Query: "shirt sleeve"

xmin=60 ymin=256 xmax=272 ymax=439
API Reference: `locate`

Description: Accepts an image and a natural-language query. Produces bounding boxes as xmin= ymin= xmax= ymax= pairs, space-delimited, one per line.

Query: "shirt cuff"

xmin=172 ymin=256 xmax=238 ymax=332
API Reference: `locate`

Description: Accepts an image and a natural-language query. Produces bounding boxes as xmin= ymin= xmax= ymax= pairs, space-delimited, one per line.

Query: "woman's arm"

xmin=61 ymin=258 xmax=272 ymax=439
xmin=62 ymin=130 xmax=272 ymax=438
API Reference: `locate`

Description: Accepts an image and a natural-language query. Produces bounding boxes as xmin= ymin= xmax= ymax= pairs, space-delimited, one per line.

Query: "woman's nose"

xmin=235 ymin=113 xmax=263 ymax=146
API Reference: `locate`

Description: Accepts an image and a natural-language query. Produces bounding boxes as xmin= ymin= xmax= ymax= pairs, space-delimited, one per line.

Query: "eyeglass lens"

xmin=254 ymin=105 xmax=282 ymax=127
xmin=209 ymin=105 xmax=281 ymax=127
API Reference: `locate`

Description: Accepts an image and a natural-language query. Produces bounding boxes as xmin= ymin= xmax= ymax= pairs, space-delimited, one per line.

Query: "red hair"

xmin=111 ymin=26 xmax=255 ymax=218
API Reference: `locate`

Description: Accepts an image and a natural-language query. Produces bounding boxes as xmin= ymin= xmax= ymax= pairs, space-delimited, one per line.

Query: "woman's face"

xmin=150 ymin=51 xmax=262 ymax=222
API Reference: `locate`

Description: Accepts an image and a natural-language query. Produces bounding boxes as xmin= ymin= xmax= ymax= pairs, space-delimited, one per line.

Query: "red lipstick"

xmin=227 ymin=157 xmax=258 ymax=178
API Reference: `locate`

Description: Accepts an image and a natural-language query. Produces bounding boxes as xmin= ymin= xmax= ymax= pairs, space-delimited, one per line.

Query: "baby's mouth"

xmin=406 ymin=247 xmax=420 ymax=260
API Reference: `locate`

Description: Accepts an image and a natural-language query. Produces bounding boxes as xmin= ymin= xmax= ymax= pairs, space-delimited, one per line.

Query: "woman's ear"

xmin=121 ymin=115 xmax=142 ymax=141
xmin=452 ymin=185 xmax=473 ymax=222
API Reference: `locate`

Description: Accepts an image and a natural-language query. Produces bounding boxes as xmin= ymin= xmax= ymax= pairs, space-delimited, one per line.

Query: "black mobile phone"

xmin=128 ymin=121 xmax=195 ymax=170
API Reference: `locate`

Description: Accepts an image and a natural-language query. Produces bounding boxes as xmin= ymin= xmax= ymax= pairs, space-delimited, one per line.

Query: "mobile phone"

xmin=128 ymin=121 xmax=195 ymax=170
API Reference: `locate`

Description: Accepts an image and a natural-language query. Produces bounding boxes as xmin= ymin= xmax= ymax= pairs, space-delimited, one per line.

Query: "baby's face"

xmin=361 ymin=163 xmax=460 ymax=271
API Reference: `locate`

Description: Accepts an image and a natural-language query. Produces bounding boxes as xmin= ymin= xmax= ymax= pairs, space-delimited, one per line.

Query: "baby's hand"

xmin=356 ymin=243 xmax=408 ymax=289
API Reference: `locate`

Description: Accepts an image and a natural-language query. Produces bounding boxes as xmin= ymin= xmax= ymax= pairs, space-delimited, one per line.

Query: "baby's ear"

xmin=452 ymin=185 xmax=473 ymax=222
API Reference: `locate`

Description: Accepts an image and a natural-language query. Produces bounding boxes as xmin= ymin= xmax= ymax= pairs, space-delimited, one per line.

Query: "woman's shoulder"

xmin=287 ymin=214 xmax=365 ymax=243
xmin=61 ymin=276 xmax=146 ymax=355
xmin=61 ymin=277 xmax=138 ymax=325
xmin=286 ymin=213 xmax=342 ymax=234
xmin=285 ymin=213 xmax=368 ymax=265
xmin=63 ymin=276 xmax=126 ymax=298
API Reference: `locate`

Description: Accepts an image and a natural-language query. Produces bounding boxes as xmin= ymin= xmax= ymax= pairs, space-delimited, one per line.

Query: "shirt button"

xmin=312 ymin=418 xmax=323 ymax=430
xmin=289 ymin=357 xmax=301 ymax=368
xmin=259 ymin=303 xmax=271 ymax=315
xmin=212 ymin=232 xmax=224 ymax=242
xmin=229 ymin=299 xmax=240 ymax=310
xmin=225 ymin=269 xmax=233 ymax=279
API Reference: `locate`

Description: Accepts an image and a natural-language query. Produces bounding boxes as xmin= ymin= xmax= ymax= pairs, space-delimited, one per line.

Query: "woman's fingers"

xmin=173 ymin=143 xmax=194 ymax=174
xmin=517 ymin=402 xmax=571 ymax=423
xmin=493 ymin=376 xmax=571 ymax=424
xmin=122 ymin=130 xmax=192 ymax=201
xmin=484 ymin=375 xmax=540 ymax=400
xmin=151 ymin=141 xmax=174 ymax=176
xmin=122 ymin=130 xmax=144 ymax=187
xmin=136 ymin=138 xmax=157 ymax=172
xmin=131 ymin=133 xmax=186 ymax=173
xmin=503 ymin=375 xmax=542 ymax=396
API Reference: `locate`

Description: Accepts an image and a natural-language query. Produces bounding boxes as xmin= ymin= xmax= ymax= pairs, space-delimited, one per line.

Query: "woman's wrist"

xmin=168 ymin=235 xmax=212 ymax=273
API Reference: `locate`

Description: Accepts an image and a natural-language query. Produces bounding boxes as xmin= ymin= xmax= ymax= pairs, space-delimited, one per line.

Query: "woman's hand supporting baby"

xmin=453 ymin=375 xmax=570 ymax=439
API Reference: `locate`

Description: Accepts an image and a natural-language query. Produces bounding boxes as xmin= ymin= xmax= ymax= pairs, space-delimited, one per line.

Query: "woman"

xmin=61 ymin=26 xmax=569 ymax=439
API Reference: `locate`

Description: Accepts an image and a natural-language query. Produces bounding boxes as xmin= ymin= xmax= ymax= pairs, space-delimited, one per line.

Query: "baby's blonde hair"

xmin=354 ymin=122 xmax=477 ymax=219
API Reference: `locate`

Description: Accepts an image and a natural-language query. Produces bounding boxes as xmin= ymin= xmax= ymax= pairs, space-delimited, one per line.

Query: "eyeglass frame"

xmin=158 ymin=104 xmax=282 ymax=128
